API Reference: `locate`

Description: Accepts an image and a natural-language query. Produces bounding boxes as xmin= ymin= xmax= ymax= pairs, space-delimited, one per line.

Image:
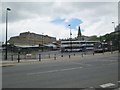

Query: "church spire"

xmin=78 ymin=26 xmax=81 ymax=36
xmin=77 ymin=26 xmax=82 ymax=40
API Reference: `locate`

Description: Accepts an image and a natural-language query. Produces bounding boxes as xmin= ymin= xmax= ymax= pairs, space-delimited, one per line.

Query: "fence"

xmin=1 ymin=50 xmax=97 ymax=61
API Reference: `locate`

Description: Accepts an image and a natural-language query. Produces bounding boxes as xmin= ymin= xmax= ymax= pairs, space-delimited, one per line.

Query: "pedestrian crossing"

xmin=99 ymin=81 xmax=120 ymax=89
xmin=100 ymin=83 xmax=115 ymax=88
xmin=82 ymin=81 xmax=120 ymax=90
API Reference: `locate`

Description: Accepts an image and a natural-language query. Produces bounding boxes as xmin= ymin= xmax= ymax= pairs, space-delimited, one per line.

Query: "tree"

xmin=89 ymin=35 xmax=99 ymax=41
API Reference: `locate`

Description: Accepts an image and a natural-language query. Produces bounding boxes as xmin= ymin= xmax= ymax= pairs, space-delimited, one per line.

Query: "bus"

xmin=60 ymin=40 xmax=100 ymax=52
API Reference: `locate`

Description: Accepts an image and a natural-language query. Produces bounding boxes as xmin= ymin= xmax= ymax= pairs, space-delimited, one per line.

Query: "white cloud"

xmin=1 ymin=2 xmax=118 ymax=42
xmin=1 ymin=17 xmax=71 ymax=41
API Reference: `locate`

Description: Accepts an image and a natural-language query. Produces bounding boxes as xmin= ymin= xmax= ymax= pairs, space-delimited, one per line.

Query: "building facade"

xmin=8 ymin=31 xmax=56 ymax=46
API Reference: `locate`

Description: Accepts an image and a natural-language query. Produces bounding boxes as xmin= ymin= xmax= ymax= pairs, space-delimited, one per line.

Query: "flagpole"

xmin=68 ymin=24 xmax=72 ymax=52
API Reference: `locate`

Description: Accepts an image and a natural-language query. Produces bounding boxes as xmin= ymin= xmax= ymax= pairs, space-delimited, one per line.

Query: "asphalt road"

xmin=2 ymin=52 xmax=119 ymax=89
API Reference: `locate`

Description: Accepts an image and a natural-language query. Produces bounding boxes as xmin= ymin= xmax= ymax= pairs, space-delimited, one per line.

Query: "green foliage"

xmin=98 ymin=31 xmax=120 ymax=50
xmin=88 ymin=35 xmax=99 ymax=41
xmin=88 ymin=31 xmax=119 ymax=51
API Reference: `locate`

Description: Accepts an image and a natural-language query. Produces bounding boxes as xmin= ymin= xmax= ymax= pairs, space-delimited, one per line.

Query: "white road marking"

xmin=118 ymin=81 xmax=120 ymax=83
xmin=89 ymin=87 xmax=94 ymax=88
xmin=70 ymin=62 xmax=91 ymax=66
xmin=70 ymin=62 xmax=83 ymax=65
xmin=27 ymin=66 xmax=83 ymax=75
xmin=100 ymin=83 xmax=115 ymax=88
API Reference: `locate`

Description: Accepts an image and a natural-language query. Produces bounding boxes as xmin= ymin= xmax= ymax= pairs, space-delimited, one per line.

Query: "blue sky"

xmin=51 ymin=17 xmax=83 ymax=31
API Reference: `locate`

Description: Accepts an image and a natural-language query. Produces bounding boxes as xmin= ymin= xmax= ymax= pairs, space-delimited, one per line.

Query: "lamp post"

xmin=103 ymin=40 xmax=105 ymax=54
xmin=112 ymin=22 xmax=115 ymax=31
xmin=68 ymin=24 xmax=72 ymax=52
xmin=42 ymin=33 xmax=44 ymax=52
xmin=5 ymin=8 xmax=11 ymax=60
xmin=112 ymin=22 xmax=115 ymax=53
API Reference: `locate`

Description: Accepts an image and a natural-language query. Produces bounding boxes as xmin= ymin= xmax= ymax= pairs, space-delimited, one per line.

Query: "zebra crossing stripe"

xmin=100 ymin=83 xmax=115 ymax=88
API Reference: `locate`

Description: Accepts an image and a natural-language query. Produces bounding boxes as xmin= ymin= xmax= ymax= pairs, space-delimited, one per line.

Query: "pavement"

xmin=0 ymin=51 xmax=119 ymax=67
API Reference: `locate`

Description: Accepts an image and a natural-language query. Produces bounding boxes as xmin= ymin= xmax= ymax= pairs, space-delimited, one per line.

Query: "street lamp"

xmin=103 ymin=40 xmax=105 ymax=54
xmin=5 ymin=8 xmax=11 ymax=60
xmin=112 ymin=22 xmax=116 ymax=53
xmin=68 ymin=24 xmax=72 ymax=52
xmin=42 ymin=33 xmax=44 ymax=52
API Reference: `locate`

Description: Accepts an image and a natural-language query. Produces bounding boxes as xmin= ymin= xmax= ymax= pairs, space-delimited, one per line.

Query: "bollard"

xmin=11 ymin=55 xmax=13 ymax=61
xmin=69 ymin=54 xmax=70 ymax=58
xmin=111 ymin=50 xmax=113 ymax=54
xmin=81 ymin=53 xmax=83 ymax=57
xmin=4 ymin=55 xmax=5 ymax=60
xmin=39 ymin=54 xmax=41 ymax=61
xmin=18 ymin=54 xmax=20 ymax=63
xmin=54 ymin=54 xmax=56 ymax=60
xmin=61 ymin=54 xmax=63 ymax=57
xmin=93 ymin=52 xmax=94 ymax=56
xmin=74 ymin=54 xmax=75 ymax=56
xmin=48 ymin=54 xmax=50 ymax=58
xmin=111 ymin=46 xmax=113 ymax=54
xmin=103 ymin=52 xmax=104 ymax=55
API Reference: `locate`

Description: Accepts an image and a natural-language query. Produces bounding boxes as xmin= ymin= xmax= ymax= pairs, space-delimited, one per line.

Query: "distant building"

xmin=8 ymin=31 xmax=56 ymax=46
